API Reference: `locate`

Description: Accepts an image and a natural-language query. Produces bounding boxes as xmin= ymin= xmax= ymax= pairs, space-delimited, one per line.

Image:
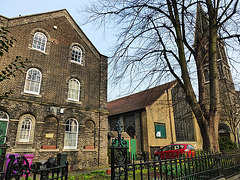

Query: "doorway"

xmin=0 ymin=110 xmax=9 ymax=155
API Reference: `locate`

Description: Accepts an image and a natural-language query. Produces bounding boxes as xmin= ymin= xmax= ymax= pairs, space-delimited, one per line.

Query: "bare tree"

xmin=220 ymin=88 xmax=240 ymax=144
xmin=84 ymin=0 xmax=240 ymax=151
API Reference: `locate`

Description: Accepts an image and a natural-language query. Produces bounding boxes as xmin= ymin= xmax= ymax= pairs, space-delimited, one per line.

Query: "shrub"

xmin=219 ymin=137 xmax=238 ymax=150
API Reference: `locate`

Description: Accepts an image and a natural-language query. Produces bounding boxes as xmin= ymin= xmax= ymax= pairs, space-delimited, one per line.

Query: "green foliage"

xmin=0 ymin=27 xmax=16 ymax=57
xmin=0 ymin=26 xmax=29 ymax=98
xmin=0 ymin=56 xmax=29 ymax=82
xmin=219 ymin=137 xmax=238 ymax=150
xmin=68 ymin=170 xmax=111 ymax=180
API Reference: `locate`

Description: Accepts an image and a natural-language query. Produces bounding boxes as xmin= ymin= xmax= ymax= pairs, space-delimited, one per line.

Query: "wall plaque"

xmin=45 ymin=133 xmax=54 ymax=138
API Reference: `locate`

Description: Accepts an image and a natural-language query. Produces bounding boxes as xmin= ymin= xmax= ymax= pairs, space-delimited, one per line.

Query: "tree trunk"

xmin=170 ymin=0 xmax=221 ymax=151
xmin=202 ymin=0 xmax=221 ymax=152
xmin=190 ymin=103 xmax=220 ymax=151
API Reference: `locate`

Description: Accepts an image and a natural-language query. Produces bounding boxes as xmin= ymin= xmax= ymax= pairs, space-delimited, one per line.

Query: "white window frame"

xmin=70 ymin=46 xmax=82 ymax=64
xmin=19 ymin=118 xmax=32 ymax=142
xmin=64 ymin=118 xmax=78 ymax=149
xmin=0 ymin=110 xmax=9 ymax=122
xmin=68 ymin=78 xmax=80 ymax=101
xmin=24 ymin=68 xmax=42 ymax=95
xmin=32 ymin=32 xmax=47 ymax=52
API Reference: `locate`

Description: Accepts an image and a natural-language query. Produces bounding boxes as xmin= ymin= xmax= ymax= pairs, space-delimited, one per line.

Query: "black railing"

xmin=111 ymin=149 xmax=240 ymax=180
xmin=0 ymin=136 xmax=68 ymax=180
xmin=2 ymin=154 xmax=68 ymax=180
xmin=110 ymin=122 xmax=240 ymax=180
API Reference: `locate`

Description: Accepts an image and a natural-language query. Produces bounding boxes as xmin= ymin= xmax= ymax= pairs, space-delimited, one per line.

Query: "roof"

xmin=107 ymin=81 xmax=176 ymax=116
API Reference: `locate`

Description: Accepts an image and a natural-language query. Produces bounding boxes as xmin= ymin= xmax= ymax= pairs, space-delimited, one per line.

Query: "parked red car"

xmin=154 ymin=144 xmax=195 ymax=160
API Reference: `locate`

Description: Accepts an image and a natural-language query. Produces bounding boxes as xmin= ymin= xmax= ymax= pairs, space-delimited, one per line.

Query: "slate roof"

xmin=107 ymin=81 xmax=177 ymax=116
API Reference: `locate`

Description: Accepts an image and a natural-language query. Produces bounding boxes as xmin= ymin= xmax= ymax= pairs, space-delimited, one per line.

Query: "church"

xmin=107 ymin=3 xmax=240 ymax=159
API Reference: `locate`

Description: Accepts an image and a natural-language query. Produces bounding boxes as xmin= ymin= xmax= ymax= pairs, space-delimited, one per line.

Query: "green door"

xmin=0 ymin=121 xmax=7 ymax=143
xmin=130 ymin=139 xmax=137 ymax=160
xmin=0 ymin=121 xmax=8 ymax=155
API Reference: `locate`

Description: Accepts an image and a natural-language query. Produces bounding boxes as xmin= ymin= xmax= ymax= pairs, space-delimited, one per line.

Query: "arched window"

xmin=32 ymin=32 xmax=47 ymax=52
xmin=64 ymin=118 xmax=78 ymax=149
xmin=70 ymin=46 xmax=82 ymax=64
xmin=0 ymin=110 xmax=9 ymax=121
xmin=24 ymin=68 xmax=42 ymax=95
xmin=68 ymin=79 xmax=80 ymax=101
xmin=19 ymin=119 xmax=32 ymax=142
xmin=17 ymin=115 xmax=36 ymax=143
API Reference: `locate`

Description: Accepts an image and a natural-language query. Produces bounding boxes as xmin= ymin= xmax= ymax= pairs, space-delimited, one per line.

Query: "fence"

xmin=111 ymin=150 xmax=240 ymax=179
xmin=110 ymin=122 xmax=240 ymax=180
xmin=0 ymin=136 xmax=68 ymax=180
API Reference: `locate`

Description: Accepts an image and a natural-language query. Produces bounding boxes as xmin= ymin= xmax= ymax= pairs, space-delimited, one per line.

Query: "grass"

xmin=68 ymin=170 xmax=111 ymax=180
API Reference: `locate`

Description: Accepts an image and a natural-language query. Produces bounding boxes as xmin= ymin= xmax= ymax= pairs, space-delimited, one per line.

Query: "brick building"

xmin=0 ymin=9 xmax=108 ymax=169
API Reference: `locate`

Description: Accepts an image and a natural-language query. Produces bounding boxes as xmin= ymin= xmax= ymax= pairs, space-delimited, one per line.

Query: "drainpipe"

xmin=167 ymin=89 xmax=174 ymax=144
xmin=97 ymin=56 xmax=102 ymax=167
xmin=139 ymin=111 xmax=146 ymax=161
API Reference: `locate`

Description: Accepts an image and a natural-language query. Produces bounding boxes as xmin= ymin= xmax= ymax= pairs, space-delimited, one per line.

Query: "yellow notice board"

xmin=45 ymin=133 xmax=54 ymax=138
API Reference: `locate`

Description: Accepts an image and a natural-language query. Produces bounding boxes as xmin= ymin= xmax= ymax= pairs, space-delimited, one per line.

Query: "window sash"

xmin=64 ymin=119 xmax=78 ymax=149
xmin=32 ymin=32 xmax=47 ymax=52
xmin=68 ymin=79 xmax=80 ymax=101
xmin=25 ymin=80 xmax=41 ymax=94
xmin=64 ymin=132 xmax=77 ymax=149
xmin=19 ymin=120 xmax=31 ymax=142
xmin=70 ymin=46 xmax=82 ymax=64
xmin=24 ymin=69 xmax=41 ymax=95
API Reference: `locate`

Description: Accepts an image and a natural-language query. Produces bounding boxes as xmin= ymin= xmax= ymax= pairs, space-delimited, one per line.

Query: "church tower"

xmin=194 ymin=3 xmax=239 ymax=141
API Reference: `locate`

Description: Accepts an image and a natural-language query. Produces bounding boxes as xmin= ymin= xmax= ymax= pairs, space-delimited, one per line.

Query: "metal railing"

xmin=111 ymin=151 xmax=240 ymax=179
xmin=110 ymin=122 xmax=240 ymax=180
xmin=0 ymin=135 xmax=68 ymax=180
xmin=4 ymin=155 xmax=68 ymax=180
